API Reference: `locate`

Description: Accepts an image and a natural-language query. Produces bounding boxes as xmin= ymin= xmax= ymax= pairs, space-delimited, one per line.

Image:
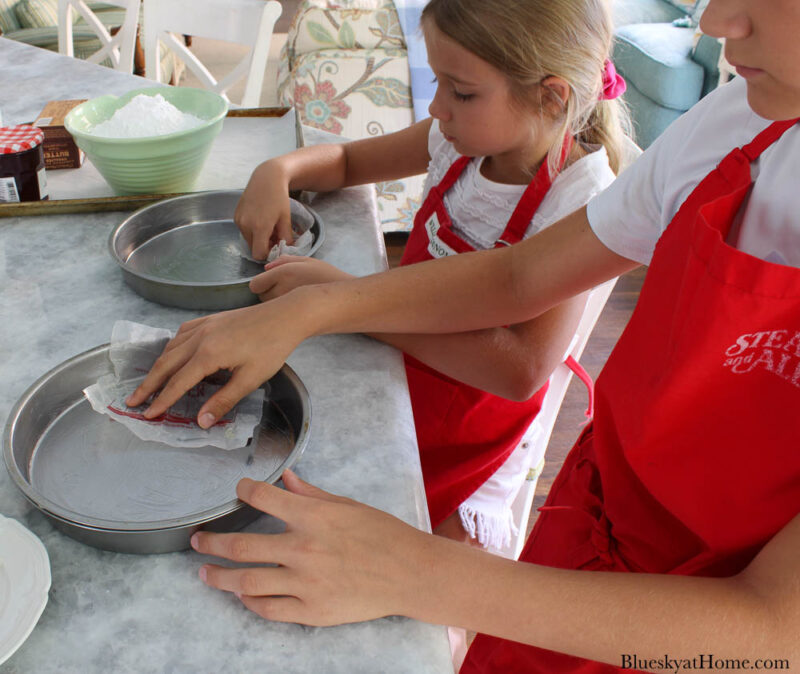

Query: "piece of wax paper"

xmin=83 ymin=321 xmax=264 ymax=450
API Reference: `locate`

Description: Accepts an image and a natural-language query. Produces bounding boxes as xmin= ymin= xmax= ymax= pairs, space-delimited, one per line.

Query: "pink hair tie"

xmin=600 ymin=59 xmax=626 ymax=100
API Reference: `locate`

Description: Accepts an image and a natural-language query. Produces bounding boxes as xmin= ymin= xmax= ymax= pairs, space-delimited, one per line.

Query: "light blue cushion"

xmin=614 ymin=22 xmax=704 ymax=111
xmin=662 ymin=0 xmax=697 ymax=15
xmin=663 ymin=0 xmax=709 ymax=22
xmin=692 ymin=33 xmax=723 ymax=98
xmin=613 ymin=0 xmax=684 ymax=27
xmin=692 ymin=0 xmax=710 ymax=22
xmin=621 ymin=78 xmax=684 ymax=148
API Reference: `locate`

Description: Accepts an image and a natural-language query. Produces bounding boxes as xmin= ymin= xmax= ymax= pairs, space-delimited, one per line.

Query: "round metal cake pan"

xmin=3 ymin=345 xmax=311 ymax=554
xmin=109 ymin=190 xmax=325 ymax=311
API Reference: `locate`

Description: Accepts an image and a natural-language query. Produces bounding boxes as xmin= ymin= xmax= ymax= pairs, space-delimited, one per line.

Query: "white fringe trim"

xmin=458 ymin=503 xmax=519 ymax=550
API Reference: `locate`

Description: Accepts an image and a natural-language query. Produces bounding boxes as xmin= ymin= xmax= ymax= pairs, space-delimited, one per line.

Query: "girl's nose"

xmin=699 ymin=0 xmax=751 ymax=41
xmin=428 ymin=87 xmax=450 ymax=122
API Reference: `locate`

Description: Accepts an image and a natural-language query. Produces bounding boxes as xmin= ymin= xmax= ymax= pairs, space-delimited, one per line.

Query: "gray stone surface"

xmin=0 ymin=38 xmax=451 ymax=674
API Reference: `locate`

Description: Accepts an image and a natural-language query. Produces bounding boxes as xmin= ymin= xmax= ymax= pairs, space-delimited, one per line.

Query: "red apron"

xmin=400 ymin=153 xmax=569 ymax=527
xmin=462 ymin=120 xmax=800 ymax=672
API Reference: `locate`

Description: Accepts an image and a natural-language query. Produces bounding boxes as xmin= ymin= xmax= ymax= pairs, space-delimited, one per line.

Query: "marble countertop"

xmin=0 ymin=38 xmax=452 ymax=673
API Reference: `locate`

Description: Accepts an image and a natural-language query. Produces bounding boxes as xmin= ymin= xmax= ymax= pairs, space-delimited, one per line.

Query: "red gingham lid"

xmin=0 ymin=125 xmax=45 ymax=154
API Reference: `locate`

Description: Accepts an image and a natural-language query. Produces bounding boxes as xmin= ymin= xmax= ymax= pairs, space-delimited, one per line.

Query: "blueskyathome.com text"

xmin=621 ymin=654 xmax=790 ymax=672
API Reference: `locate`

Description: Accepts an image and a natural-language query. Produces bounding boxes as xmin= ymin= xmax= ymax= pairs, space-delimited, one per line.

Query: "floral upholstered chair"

xmin=276 ymin=0 xmax=426 ymax=233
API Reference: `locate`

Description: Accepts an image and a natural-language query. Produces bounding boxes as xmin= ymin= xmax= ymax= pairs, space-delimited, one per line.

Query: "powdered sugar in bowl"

xmin=64 ymin=87 xmax=228 ymax=194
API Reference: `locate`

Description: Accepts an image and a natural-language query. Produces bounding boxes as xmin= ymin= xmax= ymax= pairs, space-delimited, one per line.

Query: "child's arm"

xmin=128 ymin=207 xmax=638 ymax=423
xmin=369 ymin=297 xmax=587 ymax=400
xmin=192 ymin=472 xmax=800 ymax=667
xmin=236 ymin=119 xmax=432 ymax=260
xmin=251 ymin=256 xmax=586 ymax=400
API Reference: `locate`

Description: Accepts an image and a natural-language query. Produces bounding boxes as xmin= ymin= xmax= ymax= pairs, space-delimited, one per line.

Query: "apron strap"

xmin=495 ymin=136 xmax=574 ymax=248
xmin=565 ymin=354 xmax=594 ymax=420
xmin=741 ymin=118 xmax=799 ymax=161
xmin=430 ymin=155 xmax=471 ymax=200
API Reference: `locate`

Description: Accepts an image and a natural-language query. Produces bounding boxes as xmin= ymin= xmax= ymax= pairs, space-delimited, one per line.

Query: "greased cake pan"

xmin=109 ymin=190 xmax=325 ymax=311
xmin=4 ymin=345 xmax=311 ymax=554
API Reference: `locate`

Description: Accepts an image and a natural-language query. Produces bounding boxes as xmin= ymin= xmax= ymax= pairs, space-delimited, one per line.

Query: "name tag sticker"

xmin=425 ymin=212 xmax=457 ymax=258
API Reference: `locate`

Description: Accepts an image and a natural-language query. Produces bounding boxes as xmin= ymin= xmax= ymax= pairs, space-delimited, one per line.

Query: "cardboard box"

xmin=33 ymin=100 xmax=86 ymax=170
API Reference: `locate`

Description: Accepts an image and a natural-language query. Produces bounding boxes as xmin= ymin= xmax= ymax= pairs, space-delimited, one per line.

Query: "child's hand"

xmin=191 ymin=470 xmax=438 ymax=626
xmin=249 ymin=256 xmax=355 ymax=301
xmin=235 ymin=160 xmax=295 ymax=261
xmin=125 ymin=299 xmax=306 ymax=428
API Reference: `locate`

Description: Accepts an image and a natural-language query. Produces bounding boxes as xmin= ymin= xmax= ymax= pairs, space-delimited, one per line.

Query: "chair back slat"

xmin=58 ymin=0 xmax=140 ymax=73
xmin=142 ymin=0 xmax=282 ymax=108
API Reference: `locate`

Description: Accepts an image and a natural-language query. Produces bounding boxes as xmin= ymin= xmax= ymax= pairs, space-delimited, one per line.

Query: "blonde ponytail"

xmin=579 ymin=98 xmax=634 ymax=175
xmin=422 ymin=0 xmax=633 ymax=176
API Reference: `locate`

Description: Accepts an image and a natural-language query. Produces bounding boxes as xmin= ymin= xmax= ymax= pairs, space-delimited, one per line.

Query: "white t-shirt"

xmin=424 ymin=119 xmax=616 ymax=249
xmin=588 ymin=76 xmax=800 ymax=268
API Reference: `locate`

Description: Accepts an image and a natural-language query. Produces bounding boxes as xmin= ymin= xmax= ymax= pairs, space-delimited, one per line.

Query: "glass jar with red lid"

xmin=0 ymin=125 xmax=49 ymax=203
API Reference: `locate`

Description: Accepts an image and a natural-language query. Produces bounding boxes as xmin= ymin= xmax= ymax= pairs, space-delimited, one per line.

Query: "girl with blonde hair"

xmin=230 ymin=0 xmax=630 ymax=549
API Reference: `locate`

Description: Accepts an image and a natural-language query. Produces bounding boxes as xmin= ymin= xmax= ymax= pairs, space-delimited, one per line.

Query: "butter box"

xmin=33 ymin=100 xmax=86 ymax=169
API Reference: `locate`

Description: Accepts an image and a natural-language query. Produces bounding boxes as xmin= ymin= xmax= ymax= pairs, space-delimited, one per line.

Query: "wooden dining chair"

xmin=57 ymin=0 xmax=141 ymax=73
xmin=142 ymin=0 xmax=282 ymax=108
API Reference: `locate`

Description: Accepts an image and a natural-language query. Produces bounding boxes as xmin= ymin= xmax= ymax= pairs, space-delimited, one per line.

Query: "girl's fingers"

xmin=125 ymin=318 xmax=210 ymax=406
xmin=128 ymin=304 xmax=289 ymax=421
xmin=194 ymin=474 xmax=417 ymax=626
xmin=233 ymin=202 xmax=253 ymax=248
xmin=249 ymin=270 xmax=278 ymax=295
xmin=125 ymin=337 xmax=197 ymax=408
xmin=193 ymin=529 xmax=291 ymax=565
xmin=263 ymin=255 xmax=310 ymax=271
xmin=239 ymin=226 xmax=253 ymax=250
xmin=199 ymin=563 xmax=292 ymax=597
xmin=252 ymin=227 xmax=274 ymax=263
xmin=160 ymin=319 xmax=204 ymax=355
xmin=174 ymin=315 xmax=208 ymax=333
xmin=230 ymin=476 xmax=349 ymax=531
xmin=280 ymin=468 xmax=348 ymax=504
xmin=125 ymin=384 xmax=154 ymax=408
xmin=238 ymin=595 xmax=308 ymax=624
xmin=141 ymin=347 xmax=220 ymax=420
xmin=194 ymin=370 xmax=266 ymax=428
xmin=234 ymin=476 xmax=310 ymax=521
xmin=275 ymin=210 xmax=294 ymax=246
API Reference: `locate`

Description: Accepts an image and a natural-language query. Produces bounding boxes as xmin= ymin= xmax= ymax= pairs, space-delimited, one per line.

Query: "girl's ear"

xmin=540 ymin=75 xmax=571 ymax=114
xmin=541 ymin=75 xmax=570 ymax=105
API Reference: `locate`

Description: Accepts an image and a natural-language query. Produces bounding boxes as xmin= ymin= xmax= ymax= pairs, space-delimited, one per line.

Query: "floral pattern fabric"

xmin=277 ymin=0 xmax=426 ymax=232
xmin=294 ymin=79 xmax=352 ymax=135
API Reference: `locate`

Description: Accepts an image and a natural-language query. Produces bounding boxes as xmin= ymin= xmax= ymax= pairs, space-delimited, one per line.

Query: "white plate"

xmin=0 ymin=515 xmax=51 ymax=666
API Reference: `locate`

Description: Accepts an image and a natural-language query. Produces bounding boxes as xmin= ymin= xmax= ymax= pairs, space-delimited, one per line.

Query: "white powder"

xmin=90 ymin=93 xmax=205 ymax=138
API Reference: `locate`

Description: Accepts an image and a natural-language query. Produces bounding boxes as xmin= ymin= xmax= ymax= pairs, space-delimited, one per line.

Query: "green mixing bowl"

xmin=64 ymin=87 xmax=229 ymax=195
